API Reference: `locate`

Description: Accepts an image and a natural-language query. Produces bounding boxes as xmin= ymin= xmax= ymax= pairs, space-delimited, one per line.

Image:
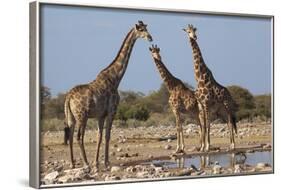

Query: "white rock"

xmin=126 ymin=166 xmax=137 ymax=173
xmin=117 ymin=148 xmax=123 ymax=152
xmin=164 ymin=145 xmax=172 ymax=150
xmin=58 ymin=175 xmax=73 ymax=183
xmin=136 ymin=171 xmax=149 ymax=178
xmin=44 ymin=171 xmax=59 ymax=184
xmin=111 ymin=166 xmax=122 ymax=173
xmin=186 ymin=128 xmax=193 ymax=135
xmin=256 ymin=162 xmax=268 ymax=169
xmin=234 ymin=164 xmax=242 ymax=173
xmin=212 ymin=165 xmax=222 ymax=174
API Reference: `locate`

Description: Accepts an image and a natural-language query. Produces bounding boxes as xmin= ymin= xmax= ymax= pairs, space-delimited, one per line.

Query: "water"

xmin=151 ymin=151 xmax=272 ymax=169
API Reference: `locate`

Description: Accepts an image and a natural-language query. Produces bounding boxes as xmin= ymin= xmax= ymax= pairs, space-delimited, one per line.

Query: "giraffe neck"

xmin=90 ymin=28 xmax=137 ymax=91
xmin=153 ymin=58 xmax=178 ymax=92
xmin=189 ymin=38 xmax=212 ymax=85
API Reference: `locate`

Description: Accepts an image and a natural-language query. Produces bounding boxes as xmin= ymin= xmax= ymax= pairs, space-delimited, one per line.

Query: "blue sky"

xmin=41 ymin=4 xmax=272 ymax=96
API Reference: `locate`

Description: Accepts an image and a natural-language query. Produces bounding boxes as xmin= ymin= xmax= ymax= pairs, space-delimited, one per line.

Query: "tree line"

xmin=41 ymin=84 xmax=271 ymax=127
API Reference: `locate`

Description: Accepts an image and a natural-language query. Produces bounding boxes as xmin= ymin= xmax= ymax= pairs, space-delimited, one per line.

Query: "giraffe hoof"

xmin=230 ymin=144 xmax=235 ymax=151
xmin=105 ymin=162 xmax=111 ymax=170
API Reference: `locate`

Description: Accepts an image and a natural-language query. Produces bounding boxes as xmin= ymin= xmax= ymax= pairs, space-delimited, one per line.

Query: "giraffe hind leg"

xmin=76 ymin=119 xmax=89 ymax=167
xmin=69 ymin=123 xmax=75 ymax=168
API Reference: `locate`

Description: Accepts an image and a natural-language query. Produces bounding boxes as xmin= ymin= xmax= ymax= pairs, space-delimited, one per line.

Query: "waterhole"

xmin=150 ymin=151 xmax=272 ymax=169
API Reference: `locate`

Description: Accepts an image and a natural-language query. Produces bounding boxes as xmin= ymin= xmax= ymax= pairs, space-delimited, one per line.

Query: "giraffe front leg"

xmin=104 ymin=116 xmax=114 ymax=169
xmin=94 ymin=118 xmax=104 ymax=171
xmin=172 ymin=108 xmax=183 ymax=155
xmin=204 ymin=107 xmax=211 ymax=152
xmin=228 ymin=122 xmax=235 ymax=150
xmin=180 ymin=127 xmax=185 ymax=154
xmin=198 ymin=105 xmax=205 ymax=152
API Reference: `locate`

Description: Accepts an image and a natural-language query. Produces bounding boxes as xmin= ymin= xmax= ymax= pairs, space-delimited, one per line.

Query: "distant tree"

xmin=127 ymin=105 xmax=150 ymax=121
xmin=41 ymin=86 xmax=51 ymax=105
xmin=43 ymin=93 xmax=66 ymax=119
xmin=227 ymin=85 xmax=255 ymax=121
xmin=115 ymin=104 xmax=130 ymax=124
xmin=119 ymin=91 xmax=144 ymax=104
xmin=254 ymin=94 xmax=271 ymax=121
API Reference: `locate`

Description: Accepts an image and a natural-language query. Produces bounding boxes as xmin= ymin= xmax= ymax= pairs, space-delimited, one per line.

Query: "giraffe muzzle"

xmin=147 ymin=35 xmax=153 ymax=42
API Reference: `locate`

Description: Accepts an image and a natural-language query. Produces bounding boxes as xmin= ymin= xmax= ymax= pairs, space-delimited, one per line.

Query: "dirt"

xmin=40 ymin=122 xmax=272 ymax=186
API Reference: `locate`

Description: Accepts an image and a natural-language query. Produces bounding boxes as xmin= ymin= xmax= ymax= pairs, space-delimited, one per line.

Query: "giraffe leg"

xmin=228 ymin=119 xmax=235 ymax=150
xmin=198 ymin=104 xmax=205 ymax=152
xmin=69 ymin=124 xmax=75 ymax=168
xmin=172 ymin=108 xmax=182 ymax=154
xmin=225 ymin=102 xmax=236 ymax=150
xmin=104 ymin=115 xmax=114 ymax=169
xmin=180 ymin=127 xmax=185 ymax=153
xmin=94 ymin=117 xmax=105 ymax=169
xmin=204 ymin=106 xmax=211 ymax=152
xmin=76 ymin=120 xmax=89 ymax=167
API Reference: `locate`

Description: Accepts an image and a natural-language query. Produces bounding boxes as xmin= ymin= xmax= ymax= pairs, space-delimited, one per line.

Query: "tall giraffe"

xmin=149 ymin=44 xmax=201 ymax=154
xmin=64 ymin=21 xmax=153 ymax=169
xmin=183 ymin=24 xmax=238 ymax=151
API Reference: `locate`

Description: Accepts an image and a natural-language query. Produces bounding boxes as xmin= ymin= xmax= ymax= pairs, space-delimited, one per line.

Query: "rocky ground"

xmin=40 ymin=122 xmax=272 ymax=186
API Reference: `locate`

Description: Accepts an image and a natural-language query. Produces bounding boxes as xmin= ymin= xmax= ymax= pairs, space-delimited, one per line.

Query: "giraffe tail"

xmin=64 ymin=95 xmax=74 ymax=128
xmin=231 ymin=115 xmax=238 ymax=134
xmin=63 ymin=96 xmax=73 ymax=145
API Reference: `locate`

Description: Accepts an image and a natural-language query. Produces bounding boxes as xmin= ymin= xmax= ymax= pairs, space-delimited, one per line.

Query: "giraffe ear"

xmin=194 ymin=28 xmax=197 ymax=32
xmin=135 ymin=24 xmax=140 ymax=30
xmin=149 ymin=47 xmax=152 ymax=51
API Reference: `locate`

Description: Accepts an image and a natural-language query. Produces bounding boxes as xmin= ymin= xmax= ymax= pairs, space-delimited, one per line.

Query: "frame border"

xmin=29 ymin=1 xmax=274 ymax=188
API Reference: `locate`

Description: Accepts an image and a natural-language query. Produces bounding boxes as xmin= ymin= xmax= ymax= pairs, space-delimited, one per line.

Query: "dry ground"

xmin=40 ymin=122 xmax=272 ymax=185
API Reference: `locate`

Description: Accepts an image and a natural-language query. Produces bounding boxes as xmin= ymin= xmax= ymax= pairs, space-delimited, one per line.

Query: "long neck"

xmin=189 ymin=38 xmax=211 ymax=83
xmin=92 ymin=28 xmax=137 ymax=91
xmin=153 ymin=58 xmax=178 ymax=92
xmin=114 ymin=28 xmax=137 ymax=80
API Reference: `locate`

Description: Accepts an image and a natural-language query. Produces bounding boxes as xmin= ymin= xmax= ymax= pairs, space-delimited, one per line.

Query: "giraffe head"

xmin=134 ymin=21 xmax=153 ymax=42
xmin=183 ymin=24 xmax=197 ymax=40
xmin=149 ymin=44 xmax=161 ymax=60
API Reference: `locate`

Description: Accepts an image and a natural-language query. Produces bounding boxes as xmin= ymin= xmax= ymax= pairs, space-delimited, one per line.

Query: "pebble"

xmin=263 ymin=143 xmax=272 ymax=149
xmin=111 ymin=166 xmax=122 ymax=173
xmin=164 ymin=145 xmax=172 ymax=150
xmin=117 ymin=148 xmax=123 ymax=152
xmin=212 ymin=165 xmax=222 ymax=174
xmin=234 ymin=164 xmax=242 ymax=173
xmin=187 ymin=146 xmax=197 ymax=152
xmin=126 ymin=166 xmax=137 ymax=173
xmin=256 ymin=162 xmax=269 ymax=170
xmin=43 ymin=171 xmax=59 ymax=185
xmin=136 ymin=171 xmax=149 ymax=178
xmin=57 ymin=175 xmax=73 ymax=183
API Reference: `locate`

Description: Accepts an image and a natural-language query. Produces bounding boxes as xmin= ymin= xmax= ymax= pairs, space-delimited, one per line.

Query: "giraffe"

xmin=183 ymin=24 xmax=238 ymax=151
xmin=64 ymin=21 xmax=153 ymax=169
xmin=149 ymin=44 xmax=201 ymax=154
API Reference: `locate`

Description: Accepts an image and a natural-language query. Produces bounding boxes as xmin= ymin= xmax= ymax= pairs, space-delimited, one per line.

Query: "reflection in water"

xmin=174 ymin=152 xmax=258 ymax=169
xmin=152 ymin=151 xmax=271 ymax=171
